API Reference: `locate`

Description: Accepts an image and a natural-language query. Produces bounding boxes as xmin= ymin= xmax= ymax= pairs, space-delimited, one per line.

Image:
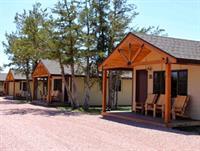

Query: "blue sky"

xmin=0 ymin=0 xmax=200 ymax=72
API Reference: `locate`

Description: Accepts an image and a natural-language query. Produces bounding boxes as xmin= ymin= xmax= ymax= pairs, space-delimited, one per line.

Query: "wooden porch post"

xmin=5 ymin=82 xmax=8 ymax=95
xmin=165 ymin=63 xmax=171 ymax=124
xmin=32 ymin=77 xmax=35 ymax=100
xmin=47 ymin=75 xmax=52 ymax=103
xmin=6 ymin=82 xmax=10 ymax=95
xmin=13 ymin=80 xmax=16 ymax=99
xmin=102 ymin=69 xmax=107 ymax=113
xmin=131 ymin=68 xmax=135 ymax=112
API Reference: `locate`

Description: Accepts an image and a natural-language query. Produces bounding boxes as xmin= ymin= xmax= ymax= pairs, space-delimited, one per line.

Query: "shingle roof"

xmin=0 ymin=73 xmax=7 ymax=81
xmin=41 ymin=59 xmax=84 ymax=76
xmin=10 ymin=70 xmax=27 ymax=80
xmin=41 ymin=59 xmax=132 ymax=78
xmin=134 ymin=33 xmax=200 ymax=61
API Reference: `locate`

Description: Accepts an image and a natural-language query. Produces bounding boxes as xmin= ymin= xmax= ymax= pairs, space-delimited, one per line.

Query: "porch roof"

xmin=6 ymin=70 xmax=27 ymax=81
xmin=32 ymin=59 xmax=84 ymax=77
xmin=99 ymin=33 xmax=200 ymax=71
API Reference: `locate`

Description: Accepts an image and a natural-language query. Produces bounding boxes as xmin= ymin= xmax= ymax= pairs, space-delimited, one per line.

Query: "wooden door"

xmin=136 ymin=70 xmax=148 ymax=103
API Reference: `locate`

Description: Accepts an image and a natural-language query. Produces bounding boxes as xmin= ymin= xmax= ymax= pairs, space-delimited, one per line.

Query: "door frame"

xmin=135 ymin=69 xmax=148 ymax=103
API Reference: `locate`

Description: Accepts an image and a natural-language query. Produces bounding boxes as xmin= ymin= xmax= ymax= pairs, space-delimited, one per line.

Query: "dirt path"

xmin=0 ymin=97 xmax=199 ymax=151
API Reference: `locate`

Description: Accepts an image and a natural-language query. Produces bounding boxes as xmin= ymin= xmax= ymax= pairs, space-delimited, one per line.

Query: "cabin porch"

xmin=102 ymin=111 xmax=200 ymax=128
xmin=99 ymin=33 xmax=200 ymax=127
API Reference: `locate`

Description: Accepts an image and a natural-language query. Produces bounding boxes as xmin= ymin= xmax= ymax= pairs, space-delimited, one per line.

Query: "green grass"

xmin=14 ymin=99 xmax=30 ymax=104
xmin=56 ymin=106 xmax=102 ymax=114
xmin=56 ymin=106 xmax=132 ymax=115
xmin=111 ymin=106 xmax=132 ymax=111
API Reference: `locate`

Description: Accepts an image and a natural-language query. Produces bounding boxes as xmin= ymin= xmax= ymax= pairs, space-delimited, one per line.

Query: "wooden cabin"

xmin=32 ymin=59 xmax=132 ymax=106
xmin=5 ymin=70 xmax=32 ymax=99
xmin=0 ymin=73 xmax=7 ymax=95
xmin=99 ymin=32 xmax=200 ymax=124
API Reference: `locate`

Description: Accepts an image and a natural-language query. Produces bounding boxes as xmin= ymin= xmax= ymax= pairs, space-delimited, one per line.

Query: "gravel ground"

xmin=0 ymin=97 xmax=199 ymax=151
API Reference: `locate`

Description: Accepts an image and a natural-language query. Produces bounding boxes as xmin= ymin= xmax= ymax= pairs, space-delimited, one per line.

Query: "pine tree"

xmin=51 ymin=0 xmax=81 ymax=108
xmin=3 ymin=3 xmax=51 ymax=101
xmin=79 ymin=0 xmax=99 ymax=110
xmin=107 ymin=0 xmax=138 ymax=109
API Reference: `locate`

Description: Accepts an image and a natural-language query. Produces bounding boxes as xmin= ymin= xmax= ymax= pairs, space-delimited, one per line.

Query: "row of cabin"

xmin=0 ymin=32 xmax=200 ymax=121
xmin=0 ymin=59 xmax=132 ymax=106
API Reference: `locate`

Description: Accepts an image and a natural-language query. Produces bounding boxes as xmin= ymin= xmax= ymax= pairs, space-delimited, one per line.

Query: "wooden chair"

xmin=51 ymin=90 xmax=61 ymax=102
xmin=135 ymin=101 xmax=145 ymax=113
xmin=153 ymin=94 xmax=165 ymax=118
xmin=172 ymin=95 xmax=190 ymax=120
xmin=40 ymin=90 xmax=47 ymax=101
xmin=144 ymin=94 xmax=158 ymax=115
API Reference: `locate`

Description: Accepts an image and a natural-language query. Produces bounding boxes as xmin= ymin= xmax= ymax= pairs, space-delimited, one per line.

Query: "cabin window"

xmin=54 ymin=79 xmax=62 ymax=92
xmin=153 ymin=71 xmax=165 ymax=94
xmin=20 ymin=82 xmax=27 ymax=91
xmin=23 ymin=82 xmax=27 ymax=91
xmin=20 ymin=82 xmax=22 ymax=90
xmin=153 ymin=70 xmax=188 ymax=97
xmin=177 ymin=70 xmax=188 ymax=95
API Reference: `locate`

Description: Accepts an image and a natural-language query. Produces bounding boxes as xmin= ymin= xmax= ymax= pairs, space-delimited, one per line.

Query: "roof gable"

xmin=6 ymin=70 xmax=14 ymax=81
xmin=99 ymin=33 xmax=177 ymax=70
xmin=32 ymin=61 xmax=50 ymax=77
xmin=6 ymin=70 xmax=27 ymax=81
xmin=33 ymin=59 xmax=85 ymax=76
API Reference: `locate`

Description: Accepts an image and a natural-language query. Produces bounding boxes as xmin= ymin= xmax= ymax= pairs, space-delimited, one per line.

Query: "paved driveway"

xmin=0 ymin=97 xmax=199 ymax=151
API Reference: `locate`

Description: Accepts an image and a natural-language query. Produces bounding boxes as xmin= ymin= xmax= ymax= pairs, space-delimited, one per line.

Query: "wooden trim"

xmin=131 ymin=43 xmax=144 ymax=63
xmin=132 ymin=59 xmax=165 ymax=67
xmin=102 ymin=69 xmax=107 ymax=113
xmin=165 ymin=63 xmax=171 ymax=124
xmin=98 ymin=32 xmax=177 ymax=71
xmin=13 ymin=80 xmax=16 ymax=99
xmin=47 ymin=76 xmax=52 ymax=103
xmin=6 ymin=70 xmax=14 ymax=81
xmin=7 ymin=82 xmax=9 ymax=95
xmin=32 ymin=77 xmax=36 ymax=100
xmin=103 ymin=65 xmax=133 ymax=70
xmin=128 ymin=43 xmax=132 ymax=61
xmin=117 ymin=49 xmax=129 ymax=63
xmin=32 ymin=61 xmax=50 ymax=78
xmin=101 ymin=59 xmax=166 ymax=70
xmin=130 ymin=33 xmax=177 ymax=63
xmin=176 ymin=58 xmax=200 ymax=65
xmin=98 ymin=33 xmax=132 ymax=70
xmin=131 ymin=68 xmax=135 ymax=111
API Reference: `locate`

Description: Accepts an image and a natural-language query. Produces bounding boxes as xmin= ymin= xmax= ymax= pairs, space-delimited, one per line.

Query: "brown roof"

xmin=41 ymin=59 xmax=132 ymax=78
xmin=134 ymin=33 xmax=200 ymax=62
xmin=40 ymin=59 xmax=84 ymax=76
xmin=10 ymin=70 xmax=27 ymax=80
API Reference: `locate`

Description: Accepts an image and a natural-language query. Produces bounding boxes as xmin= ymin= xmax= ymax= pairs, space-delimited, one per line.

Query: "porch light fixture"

xmin=146 ymin=66 xmax=152 ymax=71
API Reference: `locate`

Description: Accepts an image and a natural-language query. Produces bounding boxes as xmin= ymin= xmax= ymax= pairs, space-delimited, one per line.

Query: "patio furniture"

xmin=40 ymin=90 xmax=47 ymax=101
xmin=51 ymin=90 xmax=61 ymax=102
xmin=172 ymin=95 xmax=190 ymax=120
xmin=153 ymin=94 xmax=165 ymax=118
xmin=144 ymin=94 xmax=158 ymax=115
xmin=135 ymin=102 xmax=145 ymax=113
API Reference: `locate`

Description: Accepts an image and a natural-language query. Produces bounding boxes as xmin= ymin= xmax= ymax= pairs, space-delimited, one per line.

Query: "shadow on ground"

xmin=0 ymin=100 xmax=27 ymax=105
xmin=0 ymin=107 xmax=82 ymax=117
xmin=101 ymin=116 xmax=199 ymax=136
